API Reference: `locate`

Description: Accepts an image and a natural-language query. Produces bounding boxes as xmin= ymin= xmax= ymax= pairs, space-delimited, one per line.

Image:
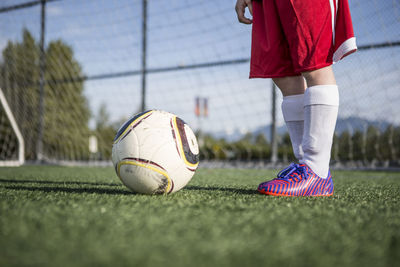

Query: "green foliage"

xmin=366 ymin=126 xmax=381 ymax=162
xmin=329 ymin=125 xmax=400 ymax=165
xmin=198 ymin=132 xmax=271 ymax=161
xmin=351 ymin=130 xmax=365 ymax=161
xmin=337 ymin=131 xmax=352 ymax=161
xmin=379 ymin=126 xmax=397 ymax=162
xmin=93 ymin=103 xmax=117 ymax=160
xmin=198 ymin=125 xmax=400 ymax=166
xmin=1 ymin=30 xmax=40 ymax=159
xmin=0 ymin=112 xmax=18 ymax=160
xmin=0 ymin=29 xmax=90 ymax=160
xmin=0 ymin=166 xmax=400 ymax=267
xmin=278 ymin=132 xmax=295 ymax=162
xmin=393 ymin=126 xmax=400 ymax=159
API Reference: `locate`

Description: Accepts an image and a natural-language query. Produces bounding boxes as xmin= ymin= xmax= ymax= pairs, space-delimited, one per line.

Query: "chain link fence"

xmin=0 ymin=0 xmax=399 ymax=168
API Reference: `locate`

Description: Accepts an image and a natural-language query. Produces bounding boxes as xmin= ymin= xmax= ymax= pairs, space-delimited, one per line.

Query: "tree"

xmin=278 ymin=132 xmax=294 ymax=162
xmin=254 ymin=133 xmax=268 ymax=146
xmin=331 ymin=133 xmax=339 ymax=162
xmin=393 ymin=127 xmax=400 ymax=162
xmin=338 ymin=131 xmax=352 ymax=161
xmin=94 ymin=103 xmax=116 ymax=160
xmin=351 ymin=130 xmax=365 ymax=162
xmin=365 ymin=125 xmax=381 ymax=162
xmin=1 ymin=31 xmax=39 ymax=159
xmin=379 ymin=125 xmax=397 ymax=162
xmin=0 ymin=29 xmax=90 ymax=160
xmin=254 ymin=133 xmax=270 ymax=160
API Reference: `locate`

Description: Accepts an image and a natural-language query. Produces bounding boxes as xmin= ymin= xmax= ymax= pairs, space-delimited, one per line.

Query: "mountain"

xmin=211 ymin=116 xmax=392 ymax=142
xmin=334 ymin=116 xmax=391 ymax=134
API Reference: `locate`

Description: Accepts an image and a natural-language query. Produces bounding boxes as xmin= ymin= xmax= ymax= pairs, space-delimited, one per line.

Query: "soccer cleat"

xmin=257 ymin=163 xmax=334 ymax=196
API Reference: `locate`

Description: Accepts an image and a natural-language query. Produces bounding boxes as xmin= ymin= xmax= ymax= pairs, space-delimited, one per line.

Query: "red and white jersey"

xmin=250 ymin=0 xmax=357 ymax=78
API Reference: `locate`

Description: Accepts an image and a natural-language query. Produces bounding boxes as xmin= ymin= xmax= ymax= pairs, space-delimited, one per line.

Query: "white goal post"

xmin=0 ymin=87 xmax=24 ymax=166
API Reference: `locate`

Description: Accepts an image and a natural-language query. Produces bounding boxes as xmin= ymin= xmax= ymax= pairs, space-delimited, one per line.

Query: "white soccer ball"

xmin=112 ymin=110 xmax=199 ymax=194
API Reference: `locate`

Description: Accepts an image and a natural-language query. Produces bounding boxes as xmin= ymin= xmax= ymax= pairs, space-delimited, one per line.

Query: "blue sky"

xmin=1 ymin=0 xmax=400 ymax=136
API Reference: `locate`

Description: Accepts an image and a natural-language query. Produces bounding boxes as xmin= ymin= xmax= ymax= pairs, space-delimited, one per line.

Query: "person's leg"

xmin=272 ymin=76 xmax=306 ymax=97
xmin=302 ymin=65 xmax=336 ymax=87
xmin=258 ymin=0 xmax=355 ymax=196
xmin=301 ymin=65 xmax=339 ymax=178
xmin=273 ymin=76 xmax=306 ymax=162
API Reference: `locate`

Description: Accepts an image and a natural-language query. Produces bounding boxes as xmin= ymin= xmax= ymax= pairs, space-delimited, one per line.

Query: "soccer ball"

xmin=112 ymin=110 xmax=199 ymax=194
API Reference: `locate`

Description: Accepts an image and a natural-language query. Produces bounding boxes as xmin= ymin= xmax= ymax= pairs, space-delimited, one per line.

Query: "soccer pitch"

xmin=0 ymin=166 xmax=399 ymax=267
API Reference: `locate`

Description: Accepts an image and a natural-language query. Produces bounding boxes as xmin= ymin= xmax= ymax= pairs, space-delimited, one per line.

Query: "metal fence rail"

xmin=1 ymin=0 xmax=399 ymax=167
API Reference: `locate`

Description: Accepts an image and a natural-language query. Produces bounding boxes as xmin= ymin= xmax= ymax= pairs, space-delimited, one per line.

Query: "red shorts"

xmin=250 ymin=0 xmax=357 ymax=78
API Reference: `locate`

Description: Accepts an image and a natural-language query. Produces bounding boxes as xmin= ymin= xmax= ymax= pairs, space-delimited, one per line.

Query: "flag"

xmin=203 ymin=98 xmax=208 ymax=117
xmin=195 ymin=97 xmax=200 ymax=117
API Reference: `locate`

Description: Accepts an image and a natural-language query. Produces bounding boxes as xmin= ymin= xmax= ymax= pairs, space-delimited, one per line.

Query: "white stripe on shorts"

xmin=329 ymin=0 xmax=336 ymax=44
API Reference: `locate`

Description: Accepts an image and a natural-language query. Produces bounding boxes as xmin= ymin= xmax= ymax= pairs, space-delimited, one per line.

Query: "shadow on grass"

xmin=0 ymin=178 xmax=120 ymax=187
xmin=185 ymin=185 xmax=258 ymax=195
xmin=0 ymin=179 xmax=259 ymax=196
xmin=3 ymin=184 xmax=134 ymax=195
xmin=0 ymin=178 xmax=132 ymax=195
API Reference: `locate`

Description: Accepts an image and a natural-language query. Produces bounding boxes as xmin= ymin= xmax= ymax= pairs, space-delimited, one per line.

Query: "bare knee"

xmin=302 ymin=65 xmax=336 ymax=87
xmin=273 ymin=76 xmax=306 ymax=96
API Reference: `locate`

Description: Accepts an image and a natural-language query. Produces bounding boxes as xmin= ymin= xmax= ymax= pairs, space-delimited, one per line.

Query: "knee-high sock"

xmin=301 ymin=85 xmax=339 ymax=178
xmin=282 ymin=94 xmax=304 ymax=162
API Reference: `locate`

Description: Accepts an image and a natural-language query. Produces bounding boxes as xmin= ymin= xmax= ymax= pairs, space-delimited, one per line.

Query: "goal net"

xmin=0 ymin=0 xmax=399 ymax=168
xmin=0 ymin=88 xmax=24 ymax=166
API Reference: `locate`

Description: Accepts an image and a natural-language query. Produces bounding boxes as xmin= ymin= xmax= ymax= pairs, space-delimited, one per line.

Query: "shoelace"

xmin=276 ymin=163 xmax=298 ymax=178
xmin=276 ymin=163 xmax=307 ymax=181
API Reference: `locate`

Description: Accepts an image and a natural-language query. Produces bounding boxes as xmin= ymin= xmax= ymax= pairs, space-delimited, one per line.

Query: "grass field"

xmin=0 ymin=166 xmax=399 ymax=267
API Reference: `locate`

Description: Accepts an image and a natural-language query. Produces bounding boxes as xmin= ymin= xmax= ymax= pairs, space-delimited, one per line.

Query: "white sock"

xmin=282 ymin=94 xmax=304 ymax=162
xmin=301 ymin=85 xmax=339 ymax=178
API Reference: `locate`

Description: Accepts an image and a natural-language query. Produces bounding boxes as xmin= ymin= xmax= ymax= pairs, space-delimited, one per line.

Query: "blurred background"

xmin=0 ymin=0 xmax=399 ymax=167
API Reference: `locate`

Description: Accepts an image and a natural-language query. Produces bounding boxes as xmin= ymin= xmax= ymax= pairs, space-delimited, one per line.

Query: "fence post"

xmin=271 ymin=81 xmax=278 ymax=163
xmin=36 ymin=0 xmax=46 ymax=161
xmin=140 ymin=0 xmax=148 ymax=112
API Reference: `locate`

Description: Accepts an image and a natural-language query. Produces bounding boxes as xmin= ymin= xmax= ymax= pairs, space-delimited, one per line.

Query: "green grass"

xmin=0 ymin=166 xmax=399 ymax=267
